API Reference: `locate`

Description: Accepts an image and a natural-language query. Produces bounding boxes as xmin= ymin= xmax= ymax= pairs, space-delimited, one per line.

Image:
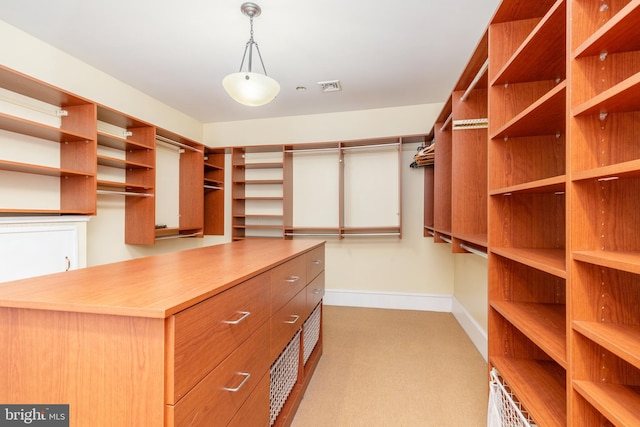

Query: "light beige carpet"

xmin=291 ymin=305 xmax=488 ymax=427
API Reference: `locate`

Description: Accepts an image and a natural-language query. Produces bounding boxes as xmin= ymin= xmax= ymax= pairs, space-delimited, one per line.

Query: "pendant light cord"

xmin=237 ymin=13 xmax=269 ymax=76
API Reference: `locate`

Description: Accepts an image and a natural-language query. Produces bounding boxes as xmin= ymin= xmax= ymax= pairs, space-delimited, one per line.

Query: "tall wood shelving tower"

xmin=425 ymin=0 xmax=640 ymax=425
xmin=487 ymin=1 xmax=568 ymax=425
xmin=569 ymin=0 xmax=640 ymax=425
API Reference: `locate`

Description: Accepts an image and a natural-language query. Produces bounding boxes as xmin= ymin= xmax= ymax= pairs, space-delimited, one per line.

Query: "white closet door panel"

xmin=292 ymin=151 xmax=340 ymax=228
xmin=343 ymin=148 xmax=400 ymax=227
xmin=0 ymin=225 xmax=79 ymax=283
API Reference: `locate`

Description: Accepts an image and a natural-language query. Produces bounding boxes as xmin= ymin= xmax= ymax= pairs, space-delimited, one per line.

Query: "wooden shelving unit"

xmin=231 ymin=146 xmax=286 ymax=240
xmin=0 ymin=65 xmax=97 ymax=215
xmin=569 ymin=0 xmax=640 ymax=425
xmin=428 ymin=32 xmax=488 ymax=254
xmin=203 ymin=147 xmax=225 ymax=235
xmin=424 ymin=0 xmax=640 ymax=425
xmin=96 ymin=106 xmax=156 ymax=244
xmin=157 ymin=128 xmax=205 ymax=241
xmin=0 ymin=65 xmax=224 ymax=244
xmin=431 ymin=96 xmax=453 ymax=244
xmin=487 ymin=1 xmax=568 ymax=425
xmin=232 ymin=137 xmax=412 ymax=241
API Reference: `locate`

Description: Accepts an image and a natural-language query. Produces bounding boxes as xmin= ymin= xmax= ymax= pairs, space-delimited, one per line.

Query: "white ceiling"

xmin=0 ymin=0 xmax=500 ymax=123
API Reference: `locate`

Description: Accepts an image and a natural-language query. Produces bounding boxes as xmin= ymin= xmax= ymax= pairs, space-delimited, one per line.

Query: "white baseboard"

xmin=451 ymin=296 xmax=488 ymax=361
xmin=323 ymin=289 xmax=488 ymax=361
xmin=323 ymin=289 xmax=453 ymax=312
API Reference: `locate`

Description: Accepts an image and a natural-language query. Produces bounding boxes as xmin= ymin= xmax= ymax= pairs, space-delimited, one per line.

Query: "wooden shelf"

xmin=491 ymin=357 xmax=566 ymax=427
xmin=97 ymin=180 xmax=152 ymax=193
xmin=490 ymin=175 xmax=565 ymax=196
xmin=97 ymin=131 xmax=153 ymax=151
xmin=573 ymin=381 xmax=640 ymax=427
xmin=0 ymin=112 xmax=93 ymax=142
xmin=97 ymin=154 xmax=152 ymax=169
xmin=452 ymin=233 xmax=488 ymax=249
xmin=573 ymin=71 xmax=640 ymax=116
xmin=492 ymin=301 xmax=566 ymax=367
xmin=491 ymin=0 xmax=566 ymax=86
xmin=0 ymin=159 xmax=93 ymax=178
xmin=490 ymin=81 xmax=566 ymax=139
xmin=572 ymin=160 xmax=640 ymax=182
xmin=573 ymin=321 xmax=640 ymax=370
xmin=491 ymin=247 xmax=566 ymax=278
xmin=573 ymin=0 xmax=640 ymax=58
xmin=233 ymin=225 xmax=283 ymax=230
xmin=234 ymin=162 xmax=283 ymax=169
xmin=573 ymin=250 xmax=640 ymax=276
xmin=234 ymin=179 xmax=284 ymax=184
xmin=491 ymin=0 xmax=558 ymax=24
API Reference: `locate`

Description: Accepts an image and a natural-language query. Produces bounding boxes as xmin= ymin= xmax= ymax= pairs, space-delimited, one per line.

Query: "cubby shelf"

xmin=491 ymin=0 xmax=566 ymax=86
xmin=491 ymin=247 xmax=566 ymax=278
xmin=97 ymin=131 xmax=154 ymax=151
xmin=490 ymin=81 xmax=566 ymax=139
xmin=490 ymin=357 xmax=566 ymax=427
xmin=573 ymin=251 xmax=640 ymax=276
xmin=573 ymin=0 xmax=640 ymax=58
xmin=492 ymin=301 xmax=566 ymax=367
xmin=573 ymin=71 xmax=640 ymax=116
xmin=573 ymin=381 xmax=640 ymax=426
xmin=573 ymin=321 xmax=640 ymax=369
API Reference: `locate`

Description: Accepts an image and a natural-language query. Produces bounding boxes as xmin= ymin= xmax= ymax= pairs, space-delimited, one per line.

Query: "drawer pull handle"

xmin=313 ymin=288 xmax=323 ymax=295
xmin=312 ymin=259 xmax=322 ymax=265
xmin=285 ymin=276 xmax=300 ymax=283
xmin=223 ymin=311 xmax=251 ymax=325
xmin=284 ymin=314 xmax=300 ymax=324
xmin=222 ymin=372 xmax=251 ymax=392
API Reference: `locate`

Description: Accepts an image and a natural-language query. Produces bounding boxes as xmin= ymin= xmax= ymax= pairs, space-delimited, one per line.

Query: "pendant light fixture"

xmin=222 ymin=2 xmax=280 ymax=106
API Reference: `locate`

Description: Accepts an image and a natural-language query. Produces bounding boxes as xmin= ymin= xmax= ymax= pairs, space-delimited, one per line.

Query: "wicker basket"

xmin=303 ymin=304 xmax=321 ymax=365
xmin=270 ymin=330 xmax=301 ymax=426
xmin=488 ymin=368 xmax=537 ymax=427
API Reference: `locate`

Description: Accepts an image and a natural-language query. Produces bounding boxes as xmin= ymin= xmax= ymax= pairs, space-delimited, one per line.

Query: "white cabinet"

xmin=0 ymin=216 xmax=88 ymax=282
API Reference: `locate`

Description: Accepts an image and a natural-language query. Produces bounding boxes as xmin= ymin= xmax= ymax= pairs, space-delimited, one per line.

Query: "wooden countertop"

xmin=0 ymin=239 xmax=324 ymax=318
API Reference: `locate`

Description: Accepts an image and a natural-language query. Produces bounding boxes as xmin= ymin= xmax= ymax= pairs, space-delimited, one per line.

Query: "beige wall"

xmin=454 ymin=254 xmax=488 ymax=332
xmin=203 ymin=108 xmax=456 ymax=300
xmin=1 ymin=19 xmax=487 ymax=335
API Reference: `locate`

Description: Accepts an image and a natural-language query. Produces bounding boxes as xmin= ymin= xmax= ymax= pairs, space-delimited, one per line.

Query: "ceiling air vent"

xmin=318 ymin=80 xmax=342 ymax=92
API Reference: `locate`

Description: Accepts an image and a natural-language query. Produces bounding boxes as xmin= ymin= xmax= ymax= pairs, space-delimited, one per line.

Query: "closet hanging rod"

xmin=341 ymin=232 xmax=401 ymax=237
xmin=204 ymin=184 xmax=223 ymax=190
xmin=460 ymin=58 xmax=489 ymax=102
xmin=285 ymin=142 xmax=400 ymax=154
xmin=284 ymin=146 xmax=340 ymax=154
xmin=97 ymin=189 xmax=153 ymax=197
xmin=284 ymin=233 xmax=341 ymax=237
xmin=0 ymin=88 xmax=67 ymax=117
xmin=340 ymin=142 xmax=400 ymax=151
xmin=440 ymin=113 xmax=453 ymax=132
xmin=460 ymin=243 xmax=488 ymax=259
xmin=440 ymin=235 xmax=452 ymax=244
xmin=155 ymin=135 xmax=203 ymax=153
xmin=155 ymin=232 xmax=202 ymax=240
